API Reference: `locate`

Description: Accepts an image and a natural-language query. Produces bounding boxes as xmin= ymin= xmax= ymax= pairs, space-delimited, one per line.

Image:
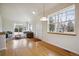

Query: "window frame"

xmin=47 ymin=5 xmax=76 ymax=36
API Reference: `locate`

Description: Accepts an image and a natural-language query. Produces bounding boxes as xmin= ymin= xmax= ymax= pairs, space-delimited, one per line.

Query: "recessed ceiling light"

xmin=32 ymin=11 xmax=36 ymax=15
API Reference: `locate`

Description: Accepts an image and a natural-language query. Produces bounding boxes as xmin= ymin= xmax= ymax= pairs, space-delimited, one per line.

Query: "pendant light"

xmin=40 ymin=4 xmax=47 ymax=21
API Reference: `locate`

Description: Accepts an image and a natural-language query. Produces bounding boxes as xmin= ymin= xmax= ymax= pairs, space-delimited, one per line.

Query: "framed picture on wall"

xmin=47 ymin=5 xmax=76 ymax=36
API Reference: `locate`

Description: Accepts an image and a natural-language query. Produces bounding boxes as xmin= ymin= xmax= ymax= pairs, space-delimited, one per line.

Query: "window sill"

xmin=47 ymin=32 xmax=76 ymax=36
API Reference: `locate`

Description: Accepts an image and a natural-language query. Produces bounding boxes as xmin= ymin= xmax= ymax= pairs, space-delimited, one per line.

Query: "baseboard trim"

xmin=34 ymin=38 xmax=79 ymax=56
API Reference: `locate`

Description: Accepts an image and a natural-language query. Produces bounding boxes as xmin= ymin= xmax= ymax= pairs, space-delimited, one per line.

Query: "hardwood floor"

xmin=0 ymin=38 xmax=78 ymax=56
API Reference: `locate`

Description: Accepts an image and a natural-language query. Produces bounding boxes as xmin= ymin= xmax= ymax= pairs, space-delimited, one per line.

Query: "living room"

xmin=0 ymin=3 xmax=79 ymax=56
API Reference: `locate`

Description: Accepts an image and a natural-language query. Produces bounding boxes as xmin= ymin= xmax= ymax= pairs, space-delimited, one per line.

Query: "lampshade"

xmin=40 ymin=4 xmax=47 ymax=22
xmin=40 ymin=17 xmax=47 ymax=21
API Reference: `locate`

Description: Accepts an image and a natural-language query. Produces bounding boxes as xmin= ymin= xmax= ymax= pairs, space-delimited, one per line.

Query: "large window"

xmin=14 ymin=24 xmax=23 ymax=32
xmin=24 ymin=22 xmax=32 ymax=32
xmin=47 ymin=5 xmax=76 ymax=35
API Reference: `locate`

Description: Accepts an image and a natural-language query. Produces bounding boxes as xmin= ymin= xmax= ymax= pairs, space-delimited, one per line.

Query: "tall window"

xmin=47 ymin=5 xmax=75 ymax=35
xmin=14 ymin=24 xmax=23 ymax=32
xmin=24 ymin=22 xmax=32 ymax=31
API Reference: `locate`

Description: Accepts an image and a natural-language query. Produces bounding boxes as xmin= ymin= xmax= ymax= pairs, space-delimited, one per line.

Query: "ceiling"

xmin=0 ymin=3 xmax=59 ymax=22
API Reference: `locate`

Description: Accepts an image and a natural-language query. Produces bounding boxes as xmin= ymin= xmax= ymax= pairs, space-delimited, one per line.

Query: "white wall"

xmin=35 ymin=4 xmax=79 ymax=54
xmin=2 ymin=19 xmax=26 ymax=32
xmin=0 ymin=4 xmax=34 ymax=32
xmin=0 ymin=16 xmax=2 ymax=32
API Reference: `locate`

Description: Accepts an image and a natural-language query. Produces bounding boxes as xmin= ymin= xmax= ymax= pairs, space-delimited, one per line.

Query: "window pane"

xmin=49 ymin=16 xmax=53 ymax=24
xmin=49 ymin=24 xmax=55 ymax=32
xmin=67 ymin=20 xmax=74 ymax=32
xmin=66 ymin=9 xmax=75 ymax=21
xmin=52 ymin=16 xmax=56 ymax=23
xmin=57 ymin=22 xmax=64 ymax=32
xmin=56 ymin=14 xmax=59 ymax=23
xmin=59 ymin=13 xmax=62 ymax=22
xmin=55 ymin=23 xmax=58 ymax=32
xmin=61 ymin=12 xmax=67 ymax=22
